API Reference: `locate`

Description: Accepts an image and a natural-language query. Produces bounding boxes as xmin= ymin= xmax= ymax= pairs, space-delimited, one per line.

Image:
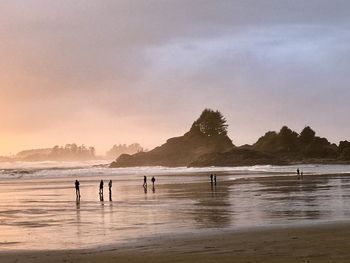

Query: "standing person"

xmin=214 ymin=174 xmax=217 ymax=185
xmin=297 ymin=168 xmax=300 ymax=179
xmin=143 ymin=176 xmax=147 ymax=187
xmin=108 ymin=180 xmax=112 ymax=201
xmin=210 ymin=174 xmax=213 ymax=184
xmin=151 ymin=176 xmax=156 ymax=193
xmin=75 ymin=180 xmax=80 ymax=201
xmin=99 ymin=180 xmax=104 ymax=201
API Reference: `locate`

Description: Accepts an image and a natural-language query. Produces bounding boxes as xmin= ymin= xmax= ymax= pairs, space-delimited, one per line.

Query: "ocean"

xmin=2 ymin=161 xmax=350 ymax=180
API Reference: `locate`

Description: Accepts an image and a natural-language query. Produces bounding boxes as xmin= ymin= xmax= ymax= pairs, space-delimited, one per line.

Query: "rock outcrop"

xmin=111 ymin=109 xmax=234 ymax=167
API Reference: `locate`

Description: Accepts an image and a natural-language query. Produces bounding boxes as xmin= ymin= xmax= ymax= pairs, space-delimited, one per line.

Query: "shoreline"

xmin=1 ymin=162 xmax=350 ymax=183
xmin=1 ymin=221 xmax=350 ymax=262
xmin=1 ymin=169 xmax=350 ymax=261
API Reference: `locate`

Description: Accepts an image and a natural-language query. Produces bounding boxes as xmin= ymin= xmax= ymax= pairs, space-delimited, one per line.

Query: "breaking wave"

xmin=0 ymin=161 xmax=350 ymax=180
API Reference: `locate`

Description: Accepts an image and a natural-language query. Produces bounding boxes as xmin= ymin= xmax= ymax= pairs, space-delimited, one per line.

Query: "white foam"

xmin=0 ymin=162 xmax=350 ymax=180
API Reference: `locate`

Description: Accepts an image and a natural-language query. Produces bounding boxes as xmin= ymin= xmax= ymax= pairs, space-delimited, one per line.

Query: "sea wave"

xmin=1 ymin=161 xmax=350 ymax=180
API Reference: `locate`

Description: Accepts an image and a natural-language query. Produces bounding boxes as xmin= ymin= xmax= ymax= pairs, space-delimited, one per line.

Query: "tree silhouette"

xmin=191 ymin=109 xmax=228 ymax=136
xmin=278 ymin=126 xmax=299 ymax=151
xmin=299 ymin=126 xmax=316 ymax=145
xmin=106 ymin=143 xmax=143 ymax=158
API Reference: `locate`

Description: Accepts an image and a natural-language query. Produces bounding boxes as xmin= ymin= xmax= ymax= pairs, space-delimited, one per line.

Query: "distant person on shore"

xmin=99 ymin=180 xmax=104 ymax=201
xmin=210 ymin=174 xmax=213 ymax=184
xmin=75 ymin=180 xmax=80 ymax=201
xmin=151 ymin=176 xmax=156 ymax=193
xmin=214 ymin=174 xmax=217 ymax=185
xmin=143 ymin=176 xmax=147 ymax=187
xmin=108 ymin=180 xmax=112 ymax=201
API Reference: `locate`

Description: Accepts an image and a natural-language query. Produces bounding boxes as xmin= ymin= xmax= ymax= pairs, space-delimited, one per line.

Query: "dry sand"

xmin=1 ymin=222 xmax=350 ymax=263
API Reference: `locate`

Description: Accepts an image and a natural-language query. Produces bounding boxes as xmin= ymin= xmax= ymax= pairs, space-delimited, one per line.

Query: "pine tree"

xmin=191 ymin=109 xmax=228 ymax=136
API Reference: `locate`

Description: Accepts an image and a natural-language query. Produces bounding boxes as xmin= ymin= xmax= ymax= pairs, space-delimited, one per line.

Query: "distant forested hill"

xmin=111 ymin=109 xmax=234 ymax=167
xmin=111 ymin=109 xmax=350 ymax=168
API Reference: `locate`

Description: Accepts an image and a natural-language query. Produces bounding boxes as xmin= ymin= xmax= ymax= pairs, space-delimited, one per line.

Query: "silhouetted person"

xmin=150 ymin=176 xmax=156 ymax=193
xmin=214 ymin=174 xmax=217 ymax=185
xmin=143 ymin=176 xmax=147 ymax=187
xmin=210 ymin=174 xmax=213 ymax=184
xmin=297 ymin=168 xmax=300 ymax=179
xmin=99 ymin=180 xmax=104 ymax=201
xmin=108 ymin=180 xmax=112 ymax=201
xmin=75 ymin=180 xmax=80 ymax=201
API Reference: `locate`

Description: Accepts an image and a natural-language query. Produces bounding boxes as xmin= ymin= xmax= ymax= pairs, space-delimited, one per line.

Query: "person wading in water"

xmin=75 ymin=180 xmax=80 ymax=201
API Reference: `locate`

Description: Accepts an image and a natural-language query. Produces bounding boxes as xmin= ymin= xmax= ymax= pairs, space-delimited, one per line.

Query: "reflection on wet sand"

xmin=194 ymin=182 xmax=232 ymax=228
xmin=235 ymin=175 xmax=340 ymax=221
xmin=0 ymin=173 xmax=350 ymax=250
xmin=163 ymin=180 xmax=233 ymax=228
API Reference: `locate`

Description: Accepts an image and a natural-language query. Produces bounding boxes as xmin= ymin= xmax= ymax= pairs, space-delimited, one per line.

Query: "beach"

xmin=0 ymin=163 xmax=350 ymax=262
xmin=1 ymin=222 xmax=350 ymax=262
xmin=3 ymin=0 xmax=350 ymax=261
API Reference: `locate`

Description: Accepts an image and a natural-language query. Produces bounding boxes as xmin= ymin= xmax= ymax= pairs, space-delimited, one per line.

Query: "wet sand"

xmin=1 ymin=222 xmax=350 ymax=262
xmin=1 ymin=169 xmax=350 ymax=261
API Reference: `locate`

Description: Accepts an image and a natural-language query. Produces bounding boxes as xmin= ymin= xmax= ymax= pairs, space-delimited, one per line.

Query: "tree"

xmin=304 ymin=137 xmax=333 ymax=158
xmin=254 ymin=131 xmax=279 ymax=151
xmin=191 ymin=109 xmax=228 ymax=136
xmin=254 ymin=126 xmax=299 ymax=153
xmin=278 ymin=126 xmax=299 ymax=151
xmin=339 ymin=140 xmax=350 ymax=153
xmin=299 ymin=126 xmax=316 ymax=145
xmin=106 ymin=143 xmax=143 ymax=159
xmin=340 ymin=147 xmax=350 ymax=160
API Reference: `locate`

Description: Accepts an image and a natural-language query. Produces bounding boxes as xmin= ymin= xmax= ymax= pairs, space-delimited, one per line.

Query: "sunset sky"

xmin=1 ymin=0 xmax=350 ymax=155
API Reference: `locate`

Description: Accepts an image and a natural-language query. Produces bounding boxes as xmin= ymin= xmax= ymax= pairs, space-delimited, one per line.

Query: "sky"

xmin=1 ymin=0 xmax=350 ymax=155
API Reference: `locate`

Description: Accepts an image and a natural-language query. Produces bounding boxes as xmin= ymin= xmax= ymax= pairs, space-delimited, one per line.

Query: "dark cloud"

xmin=1 ymin=0 xmax=350 ymax=153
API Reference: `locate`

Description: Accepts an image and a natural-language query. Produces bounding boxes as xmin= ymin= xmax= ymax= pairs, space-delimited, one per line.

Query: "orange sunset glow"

xmin=1 ymin=1 xmax=350 ymax=156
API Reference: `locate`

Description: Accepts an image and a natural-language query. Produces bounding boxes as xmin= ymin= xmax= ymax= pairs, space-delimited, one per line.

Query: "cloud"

xmin=0 ymin=0 xmax=350 ymax=154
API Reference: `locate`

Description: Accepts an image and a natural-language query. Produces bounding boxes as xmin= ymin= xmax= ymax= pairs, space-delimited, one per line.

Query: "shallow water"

xmin=0 ymin=163 xmax=350 ymax=250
